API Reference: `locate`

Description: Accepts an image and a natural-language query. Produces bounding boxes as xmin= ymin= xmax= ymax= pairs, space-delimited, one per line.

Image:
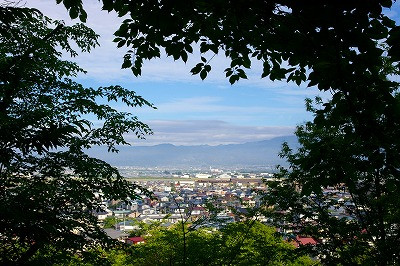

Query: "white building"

xmin=196 ymin=173 xmax=211 ymax=179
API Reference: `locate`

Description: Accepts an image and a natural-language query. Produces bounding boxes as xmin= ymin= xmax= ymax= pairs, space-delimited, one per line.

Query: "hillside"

xmin=87 ymin=136 xmax=298 ymax=168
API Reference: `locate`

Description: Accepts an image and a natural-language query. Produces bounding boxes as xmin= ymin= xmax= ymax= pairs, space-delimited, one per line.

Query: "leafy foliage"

xmin=103 ymin=216 xmax=119 ymax=229
xmin=27 ymin=0 xmax=400 ymax=263
xmin=53 ymin=1 xmax=400 ymax=263
xmin=105 ymin=221 xmax=316 ymax=266
xmin=263 ymin=87 xmax=400 ymax=264
xmin=0 ymin=6 xmax=153 ymax=264
xmin=57 ymin=0 xmax=399 ymax=86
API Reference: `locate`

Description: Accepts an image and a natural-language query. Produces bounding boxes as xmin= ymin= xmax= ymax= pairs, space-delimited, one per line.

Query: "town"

xmin=95 ymin=168 xmax=354 ymax=248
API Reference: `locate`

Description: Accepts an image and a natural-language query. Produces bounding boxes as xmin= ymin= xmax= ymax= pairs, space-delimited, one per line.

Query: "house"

xmin=160 ymin=196 xmax=169 ymax=202
xmin=93 ymin=209 xmax=112 ymax=221
xmin=127 ymin=201 xmax=139 ymax=211
xmin=195 ymin=173 xmax=211 ymax=179
xmin=113 ymin=209 xmax=132 ymax=218
xmin=116 ymin=220 xmax=140 ymax=231
xmin=138 ymin=213 xmax=184 ymax=224
xmin=125 ymin=236 xmax=145 ymax=245
xmin=292 ymin=236 xmax=318 ymax=248
xmin=142 ymin=208 xmax=156 ymax=214
xmin=218 ymin=173 xmax=231 ymax=179
xmin=191 ymin=206 xmax=205 ymax=216
xmin=128 ymin=211 xmax=141 ymax=218
xmin=175 ymin=196 xmax=184 ymax=202
xmin=103 ymin=228 xmax=128 ymax=242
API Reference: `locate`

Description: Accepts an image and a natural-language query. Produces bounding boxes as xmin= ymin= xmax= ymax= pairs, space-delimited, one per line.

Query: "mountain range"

xmin=86 ymin=135 xmax=298 ymax=168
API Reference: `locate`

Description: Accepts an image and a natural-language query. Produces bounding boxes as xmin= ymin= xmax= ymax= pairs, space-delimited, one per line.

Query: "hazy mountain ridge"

xmin=87 ymin=136 xmax=298 ymax=167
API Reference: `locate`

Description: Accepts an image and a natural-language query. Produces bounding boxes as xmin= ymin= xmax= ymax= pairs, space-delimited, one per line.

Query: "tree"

xmin=259 ymin=48 xmax=400 ymax=265
xmin=103 ymin=216 xmax=119 ymax=229
xmin=262 ymin=88 xmax=400 ymax=264
xmin=37 ymin=0 xmax=400 ymax=263
xmin=0 ymin=6 xmax=153 ymax=264
xmin=57 ymin=0 xmax=400 ymax=87
xmin=105 ymin=221 xmax=315 ymax=266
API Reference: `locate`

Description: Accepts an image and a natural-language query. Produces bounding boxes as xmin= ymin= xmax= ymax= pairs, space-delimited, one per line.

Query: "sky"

xmin=24 ymin=0 xmax=400 ymax=146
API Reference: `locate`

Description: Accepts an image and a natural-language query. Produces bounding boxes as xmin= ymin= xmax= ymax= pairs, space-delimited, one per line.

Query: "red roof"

xmin=126 ymin=237 xmax=145 ymax=244
xmin=295 ymin=236 xmax=317 ymax=247
xmin=289 ymin=236 xmax=317 ymax=248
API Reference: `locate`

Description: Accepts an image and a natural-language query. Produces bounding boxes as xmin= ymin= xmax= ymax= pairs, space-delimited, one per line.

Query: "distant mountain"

xmin=86 ymin=136 xmax=298 ymax=168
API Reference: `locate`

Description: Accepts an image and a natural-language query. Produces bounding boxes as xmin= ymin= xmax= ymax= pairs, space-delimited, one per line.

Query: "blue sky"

xmin=26 ymin=1 xmax=400 ymax=145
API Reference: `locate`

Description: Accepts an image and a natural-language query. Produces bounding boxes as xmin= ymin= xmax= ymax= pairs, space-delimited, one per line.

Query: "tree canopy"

xmin=104 ymin=221 xmax=315 ymax=266
xmin=0 ymin=6 xmax=153 ymax=264
xmin=2 ymin=0 xmax=400 ymax=264
xmin=51 ymin=1 xmax=400 ymax=264
xmin=262 ymin=88 xmax=400 ymax=264
xmin=58 ymin=0 xmax=400 ymax=88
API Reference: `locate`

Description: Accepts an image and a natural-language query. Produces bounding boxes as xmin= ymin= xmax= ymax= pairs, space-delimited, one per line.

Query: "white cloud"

xmin=155 ymin=96 xmax=305 ymax=117
xmin=154 ymin=96 xmax=270 ymax=114
xmin=126 ymin=120 xmax=295 ymax=146
xmin=23 ymin=1 xmax=318 ymax=146
xmin=24 ymin=0 xmax=326 ymax=98
xmin=128 ymin=95 xmax=312 ymax=127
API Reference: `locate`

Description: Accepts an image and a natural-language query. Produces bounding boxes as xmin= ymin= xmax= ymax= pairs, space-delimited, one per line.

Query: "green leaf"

xmin=229 ymin=75 xmax=239 ymax=84
xmin=79 ymin=10 xmax=87 ymax=22
xmin=117 ymin=40 xmax=126 ymax=48
xmin=200 ymin=42 xmax=208 ymax=53
xmin=381 ymin=0 xmax=392 ymax=8
xmin=69 ymin=7 xmax=79 ymax=19
xmin=237 ymin=69 xmax=247 ymax=79
xmin=181 ymin=51 xmax=188 ymax=63
xmin=122 ymin=59 xmax=132 ymax=68
xmin=200 ymin=69 xmax=207 ymax=80
xmin=190 ymin=63 xmax=204 ymax=75
xmin=102 ymin=0 xmax=114 ymax=11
